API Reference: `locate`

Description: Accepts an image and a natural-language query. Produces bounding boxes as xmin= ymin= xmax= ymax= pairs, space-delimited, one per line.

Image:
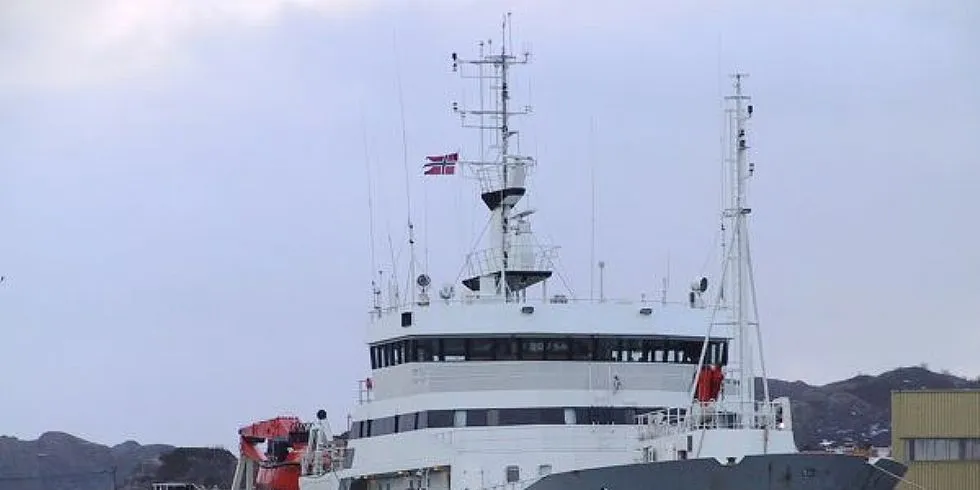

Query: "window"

xmin=571 ymin=337 xmax=593 ymax=360
xmin=595 ymin=338 xmax=618 ymax=361
xmin=545 ymin=338 xmax=571 ymax=360
xmin=908 ymin=438 xmax=980 ymax=461
xmin=369 ymin=335 xmax=727 ymax=368
xmin=415 ymin=338 xmax=438 ymax=362
xmin=397 ymin=413 xmax=416 ymax=432
xmin=496 ymin=338 xmax=518 ymax=360
xmin=453 ymin=410 xmax=467 ymax=427
xmin=470 ymin=338 xmax=497 ymax=360
xmin=467 ymin=409 xmax=488 ymax=426
xmin=505 ymin=466 xmax=520 ymax=483
xmin=521 ymin=339 xmax=546 ymax=360
xmin=426 ymin=410 xmax=454 ymax=428
xmin=537 ymin=465 xmax=552 ymax=476
xmin=625 ymin=339 xmax=644 ymax=362
xmin=443 ymin=338 xmax=467 ymax=361
xmin=563 ymin=408 xmax=577 ymax=424
xmin=372 ymin=416 xmax=396 ymax=436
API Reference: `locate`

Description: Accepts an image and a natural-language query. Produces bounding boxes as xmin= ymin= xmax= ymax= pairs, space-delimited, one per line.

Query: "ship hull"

xmin=525 ymin=453 xmax=906 ymax=490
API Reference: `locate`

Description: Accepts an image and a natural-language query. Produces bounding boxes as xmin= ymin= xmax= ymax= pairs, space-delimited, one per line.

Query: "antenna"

xmin=589 ymin=116 xmax=597 ymax=301
xmin=451 ymin=13 xmax=548 ymax=302
xmin=721 ymin=72 xmax=769 ymax=420
xmin=392 ymin=28 xmax=418 ymax=310
xmin=360 ymin=108 xmax=381 ymax=314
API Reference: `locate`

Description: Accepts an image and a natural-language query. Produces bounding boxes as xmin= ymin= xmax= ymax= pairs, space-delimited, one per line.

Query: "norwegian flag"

xmin=423 ymin=152 xmax=458 ymax=176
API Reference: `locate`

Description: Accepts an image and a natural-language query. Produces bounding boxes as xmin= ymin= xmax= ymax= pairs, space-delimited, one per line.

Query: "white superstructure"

xmin=299 ymin=15 xmax=794 ymax=490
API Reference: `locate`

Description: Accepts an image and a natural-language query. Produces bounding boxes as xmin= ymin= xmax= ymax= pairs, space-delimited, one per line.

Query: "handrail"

xmin=369 ymin=296 xmax=712 ymax=317
xmin=463 ymin=245 xmax=560 ymax=278
xmin=636 ymin=400 xmax=790 ymax=440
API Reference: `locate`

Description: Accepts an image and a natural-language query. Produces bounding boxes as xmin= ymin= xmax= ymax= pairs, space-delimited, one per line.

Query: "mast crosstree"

xmin=450 ymin=13 xmax=554 ymax=302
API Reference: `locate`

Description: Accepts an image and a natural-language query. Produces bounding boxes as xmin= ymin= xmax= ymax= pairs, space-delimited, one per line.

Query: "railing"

xmin=463 ymin=245 xmax=559 ymax=278
xmin=356 ymin=379 xmax=374 ymax=404
xmin=636 ymin=400 xmax=791 ymax=440
xmin=369 ymin=295 xmax=707 ymax=317
xmin=301 ymin=444 xmax=353 ymax=477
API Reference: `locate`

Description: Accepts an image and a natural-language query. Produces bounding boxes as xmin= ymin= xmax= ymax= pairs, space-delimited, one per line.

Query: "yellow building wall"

xmin=891 ymin=390 xmax=980 ymax=490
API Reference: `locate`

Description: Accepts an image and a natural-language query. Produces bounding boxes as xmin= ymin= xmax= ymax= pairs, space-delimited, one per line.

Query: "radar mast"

xmin=451 ymin=13 xmax=554 ymax=302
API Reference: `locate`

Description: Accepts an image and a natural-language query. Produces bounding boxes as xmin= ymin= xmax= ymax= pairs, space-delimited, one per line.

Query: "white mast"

xmin=452 ymin=13 xmax=547 ymax=302
xmin=722 ymin=73 xmax=769 ymax=417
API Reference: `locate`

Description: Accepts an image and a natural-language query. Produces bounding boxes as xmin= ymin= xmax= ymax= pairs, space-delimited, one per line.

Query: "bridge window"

xmin=369 ymin=335 xmax=727 ymax=369
xmin=470 ymin=338 xmax=497 ymax=360
xmin=521 ymin=339 xmax=546 ymax=360
xmin=571 ymin=337 xmax=593 ymax=360
xmin=545 ymin=339 xmax=571 ymax=360
xmin=443 ymin=338 xmax=467 ymax=361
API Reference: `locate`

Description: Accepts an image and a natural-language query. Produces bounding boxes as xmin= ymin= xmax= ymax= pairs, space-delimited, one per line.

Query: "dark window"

xmin=369 ymin=335 xmax=730 ymax=365
xmin=577 ymin=406 xmax=616 ymax=424
xmin=426 ymin=410 xmax=454 ymax=428
xmin=625 ymin=339 xmax=644 ymax=362
xmin=496 ymin=338 xmax=518 ymax=360
xmin=467 ymin=410 xmax=489 ymax=426
xmin=401 ymin=311 xmax=412 ymax=327
xmin=505 ymin=466 xmax=520 ymax=483
xmin=595 ymin=338 xmax=618 ymax=361
xmin=470 ymin=338 xmax=497 ymax=361
xmin=372 ymin=416 xmax=396 ymax=436
xmin=545 ymin=338 xmax=571 ymax=360
xmin=416 ymin=338 xmax=438 ymax=362
xmin=405 ymin=339 xmax=418 ymax=362
xmin=498 ymin=408 xmax=564 ymax=425
xmin=397 ymin=413 xmax=416 ymax=432
xmin=443 ymin=338 xmax=467 ymax=361
xmin=499 ymin=408 xmax=537 ymax=425
xmin=539 ymin=408 xmax=565 ymax=424
xmin=521 ymin=339 xmax=546 ymax=360
xmin=393 ymin=342 xmax=404 ymax=365
xmin=571 ymin=337 xmax=593 ymax=360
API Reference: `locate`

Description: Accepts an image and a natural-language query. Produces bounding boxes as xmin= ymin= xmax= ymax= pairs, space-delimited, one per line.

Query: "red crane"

xmin=233 ymin=417 xmax=310 ymax=490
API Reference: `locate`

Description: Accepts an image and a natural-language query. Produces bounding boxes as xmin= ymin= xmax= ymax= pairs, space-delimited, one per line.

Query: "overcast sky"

xmin=1 ymin=0 xmax=977 ymax=450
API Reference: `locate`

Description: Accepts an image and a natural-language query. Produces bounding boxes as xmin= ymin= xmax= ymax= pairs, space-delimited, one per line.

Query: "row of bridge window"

xmin=369 ymin=335 xmax=729 ymax=370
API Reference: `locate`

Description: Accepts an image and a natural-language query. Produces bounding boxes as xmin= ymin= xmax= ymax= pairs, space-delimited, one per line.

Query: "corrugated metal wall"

xmin=891 ymin=390 xmax=980 ymax=490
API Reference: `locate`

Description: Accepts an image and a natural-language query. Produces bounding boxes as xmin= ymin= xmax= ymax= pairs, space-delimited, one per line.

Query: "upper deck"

xmin=366 ymin=297 xmax=729 ymax=345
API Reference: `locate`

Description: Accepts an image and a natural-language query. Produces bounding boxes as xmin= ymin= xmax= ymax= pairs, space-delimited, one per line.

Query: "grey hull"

xmin=526 ymin=453 xmax=907 ymax=490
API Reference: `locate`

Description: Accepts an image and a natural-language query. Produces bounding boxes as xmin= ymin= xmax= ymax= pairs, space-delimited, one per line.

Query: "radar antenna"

xmin=450 ymin=13 xmax=554 ymax=302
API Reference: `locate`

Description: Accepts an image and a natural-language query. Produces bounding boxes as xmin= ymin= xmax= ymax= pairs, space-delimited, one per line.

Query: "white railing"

xmin=463 ymin=245 xmax=559 ymax=278
xmin=356 ymin=379 xmax=374 ymax=404
xmin=636 ymin=400 xmax=791 ymax=440
xmin=368 ymin=295 xmax=705 ymax=317
xmin=301 ymin=444 xmax=352 ymax=477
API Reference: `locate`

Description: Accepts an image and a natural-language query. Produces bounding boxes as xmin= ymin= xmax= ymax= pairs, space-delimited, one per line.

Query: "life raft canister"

xmin=695 ymin=365 xmax=725 ymax=402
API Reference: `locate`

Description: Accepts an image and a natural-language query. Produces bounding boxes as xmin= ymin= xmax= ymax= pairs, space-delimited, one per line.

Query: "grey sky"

xmin=1 ymin=0 xmax=977 ymax=451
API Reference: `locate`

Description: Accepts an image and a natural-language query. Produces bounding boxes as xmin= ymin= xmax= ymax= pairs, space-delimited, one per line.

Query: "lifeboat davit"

xmin=238 ymin=417 xmax=311 ymax=490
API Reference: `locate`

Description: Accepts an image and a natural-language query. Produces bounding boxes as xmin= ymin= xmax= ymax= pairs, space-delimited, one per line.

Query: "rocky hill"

xmin=0 ymin=433 xmax=234 ymax=490
xmin=1 ymin=366 xmax=977 ymax=490
xmin=762 ymin=365 xmax=980 ymax=449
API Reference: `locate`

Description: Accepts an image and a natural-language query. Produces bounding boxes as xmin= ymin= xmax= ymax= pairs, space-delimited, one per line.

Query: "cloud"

xmin=0 ymin=0 xmax=373 ymax=92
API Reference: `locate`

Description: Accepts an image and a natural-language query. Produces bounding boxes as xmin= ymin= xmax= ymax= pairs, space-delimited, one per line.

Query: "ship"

xmin=233 ymin=13 xmax=910 ymax=490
